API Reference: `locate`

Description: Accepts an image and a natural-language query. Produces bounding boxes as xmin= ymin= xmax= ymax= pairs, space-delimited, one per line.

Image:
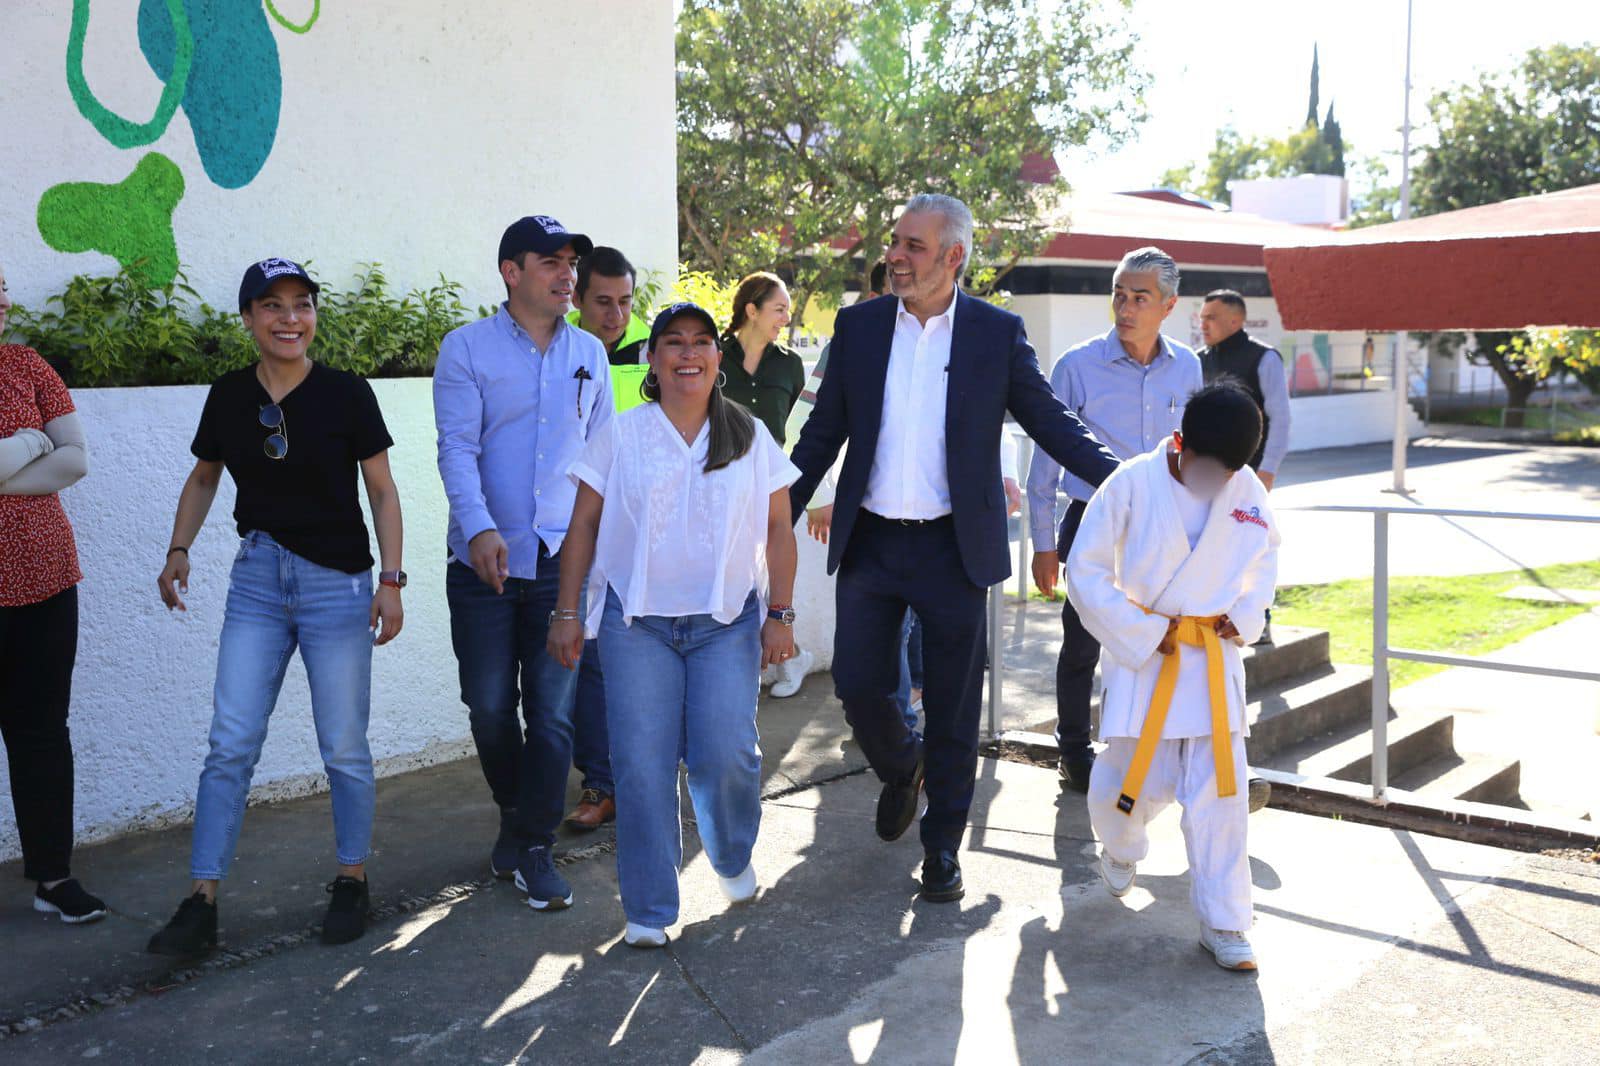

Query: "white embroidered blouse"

xmin=569 ymin=402 xmax=800 ymax=636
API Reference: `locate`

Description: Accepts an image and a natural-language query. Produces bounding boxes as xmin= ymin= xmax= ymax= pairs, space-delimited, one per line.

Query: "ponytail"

xmin=703 ymin=384 xmax=756 ymax=473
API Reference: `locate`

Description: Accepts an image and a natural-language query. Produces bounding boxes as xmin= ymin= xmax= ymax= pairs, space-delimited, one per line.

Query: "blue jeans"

xmin=446 ymin=555 xmax=577 ymax=847
xmin=572 ymin=639 xmax=614 ymax=796
xmin=598 ymin=589 xmax=762 ymax=929
xmin=190 ymin=533 xmax=375 ymax=880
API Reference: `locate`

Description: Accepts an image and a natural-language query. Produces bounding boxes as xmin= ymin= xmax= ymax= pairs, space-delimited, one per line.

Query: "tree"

xmin=675 ymin=0 xmax=1145 ymax=314
xmin=1411 ymin=43 xmax=1600 ymax=423
xmin=1158 ymin=122 xmax=1344 ymax=206
xmin=1160 ymin=48 xmax=1346 ymax=203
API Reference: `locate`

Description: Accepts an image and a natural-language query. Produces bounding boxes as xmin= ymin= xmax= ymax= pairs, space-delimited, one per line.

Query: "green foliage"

xmin=1159 ymin=121 xmax=1346 ymax=206
xmin=1408 ymin=43 xmax=1600 ymax=421
xmin=2 ymin=261 xmax=475 ymax=387
xmin=676 ymin=0 xmax=1146 ymax=311
xmin=1411 ymin=43 xmax=1600 ymax=216
xmin=1161 ymin=48 xmax=1346 ymax=202
xmin=664 ymin=266 xmax=742 ymax=330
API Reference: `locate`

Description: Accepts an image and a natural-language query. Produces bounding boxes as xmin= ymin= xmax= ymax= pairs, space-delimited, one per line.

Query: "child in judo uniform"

xmin=1066 ymin=382 xmax=1279 ymax=971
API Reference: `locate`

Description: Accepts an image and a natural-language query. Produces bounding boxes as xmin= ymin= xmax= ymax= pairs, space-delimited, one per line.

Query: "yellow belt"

xmin=1116 ymin=610 xmax=1236 ymax=815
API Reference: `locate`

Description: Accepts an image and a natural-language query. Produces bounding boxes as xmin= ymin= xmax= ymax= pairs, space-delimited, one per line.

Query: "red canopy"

xmin=1263 ymin=184 xmax=1600 ymax=331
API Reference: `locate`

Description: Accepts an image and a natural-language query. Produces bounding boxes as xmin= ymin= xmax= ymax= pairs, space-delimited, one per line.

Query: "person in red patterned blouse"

xmin=0 ymin=263 xmax=107 ymax=924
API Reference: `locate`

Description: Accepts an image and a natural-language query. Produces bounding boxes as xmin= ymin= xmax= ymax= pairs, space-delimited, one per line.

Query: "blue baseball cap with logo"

xmin=238 ymin=257 xmax=320 ymax=312
xmin=648 ymin=302 xmax=721 ymax=350
xmin=498 ymin=215 xmax=594 ymax=265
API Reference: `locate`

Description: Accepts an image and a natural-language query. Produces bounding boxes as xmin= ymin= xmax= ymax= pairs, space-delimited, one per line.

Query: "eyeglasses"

xmin=259 ymin=403 xmax=288 ymax=460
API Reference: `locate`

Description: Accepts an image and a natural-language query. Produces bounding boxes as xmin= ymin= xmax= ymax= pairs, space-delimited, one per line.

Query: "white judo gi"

xmin=1066 ymin=438 xmax=1279 ymax=932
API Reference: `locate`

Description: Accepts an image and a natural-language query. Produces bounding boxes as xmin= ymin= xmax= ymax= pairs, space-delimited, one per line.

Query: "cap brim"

xmin=516 ymin=233 xmax=595 ymax=259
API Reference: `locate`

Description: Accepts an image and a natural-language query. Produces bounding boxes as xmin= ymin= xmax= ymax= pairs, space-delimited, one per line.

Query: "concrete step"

xmin=1243 ymin=625 xmax=1331 ymax=691
xmin=1392 ymin=752 xmax=1524 ymax=807
xmin=1252 ymin=709 xmax=1456 ymax=784
xmin=1246 ymin=663 xmax=1375 ymax=762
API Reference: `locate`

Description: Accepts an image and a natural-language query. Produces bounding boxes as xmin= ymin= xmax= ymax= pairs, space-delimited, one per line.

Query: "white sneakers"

xmin=624 ymin=922 xmax=667 ymax=949
xmin=769 ymin=648 xmax=816 ymax=699
xmin=1099 ymin=852 xmax=1137 ymax=897
xmin=1098 ymin=852 xmax=1258 ymax=972
xmin=718 ymin=862 xmax=758 ymax=904
xmin=1199 ymin=925 xmax=1258 ymax=971
xmin=623 ymin=864 xmax=758 ymax=949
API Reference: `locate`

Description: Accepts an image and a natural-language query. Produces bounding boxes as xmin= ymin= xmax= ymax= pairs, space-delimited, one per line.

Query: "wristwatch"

xmin=767 ymin=604 xmax=796 ymax=626
xmin=379 ymin=570 xmax=407 ymax=590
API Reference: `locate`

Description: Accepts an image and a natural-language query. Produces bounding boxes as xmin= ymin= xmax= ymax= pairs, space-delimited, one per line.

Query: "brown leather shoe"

xmin=564 ymin=789 xmax=616 ymax=832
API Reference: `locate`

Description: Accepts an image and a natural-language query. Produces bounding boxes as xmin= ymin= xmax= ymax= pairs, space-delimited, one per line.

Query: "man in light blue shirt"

xmin=434 ymin=214 xmax=612 ymax=912
xmin=1027 ymin=247 xmax=1201 ymax=794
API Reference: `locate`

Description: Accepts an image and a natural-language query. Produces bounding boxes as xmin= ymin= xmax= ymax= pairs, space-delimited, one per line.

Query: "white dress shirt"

xmin=862 ymin=293 xmax=956 ymax=519
xmin=569 ymin=403 xmax=799 ymax=637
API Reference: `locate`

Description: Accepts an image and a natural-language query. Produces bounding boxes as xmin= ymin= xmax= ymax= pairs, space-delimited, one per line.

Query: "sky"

xmin=1066 ymin=0 xmax=1600 ymax=193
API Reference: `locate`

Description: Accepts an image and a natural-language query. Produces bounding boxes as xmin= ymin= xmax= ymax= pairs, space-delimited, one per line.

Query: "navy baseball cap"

xmin=648 ymin=302 xmax=721 ymax=349
xmin=238 ymin=257 xmax=319 ymax=311
xmin=498 ymin=215 xmax=594 ymax=265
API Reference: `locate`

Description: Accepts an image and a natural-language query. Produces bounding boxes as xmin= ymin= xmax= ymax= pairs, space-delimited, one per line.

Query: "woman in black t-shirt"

xmin=147 ymin=259 xmax=406 ymax=957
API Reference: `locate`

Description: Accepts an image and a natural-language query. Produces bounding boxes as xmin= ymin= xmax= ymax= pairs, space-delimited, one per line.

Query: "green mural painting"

xmin=37 ymin=153 xmax=187 ymax=287
xmin=41 ymin=1 xmax=316 ymax=286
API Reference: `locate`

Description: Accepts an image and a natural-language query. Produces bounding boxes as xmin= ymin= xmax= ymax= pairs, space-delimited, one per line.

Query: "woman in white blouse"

xmin=549 ymin=302 xmax=799 ymax=948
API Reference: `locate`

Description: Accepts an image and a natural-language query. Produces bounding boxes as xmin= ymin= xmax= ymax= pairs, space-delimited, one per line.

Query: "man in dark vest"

xmin=1197 ymin=289 xmax=1292 ymax=645
xmin=1198 ymin=289 xmax=1291 ymax=813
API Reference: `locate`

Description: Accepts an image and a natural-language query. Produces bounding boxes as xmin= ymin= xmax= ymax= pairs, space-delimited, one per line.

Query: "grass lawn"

xmin=1273 ymin=559 xmax=1600 ymax=687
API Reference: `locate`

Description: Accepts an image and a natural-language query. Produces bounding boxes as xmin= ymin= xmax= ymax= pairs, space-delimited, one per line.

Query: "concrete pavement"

xmin=3 ymin=681 xmax=1596 ymax=1064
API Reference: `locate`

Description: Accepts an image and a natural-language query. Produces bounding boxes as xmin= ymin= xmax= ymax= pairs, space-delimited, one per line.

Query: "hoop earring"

xmin=644 ymin=369 xmax=658 ymax=388
xmin=716 ymin=370 xmax=728 ymax=389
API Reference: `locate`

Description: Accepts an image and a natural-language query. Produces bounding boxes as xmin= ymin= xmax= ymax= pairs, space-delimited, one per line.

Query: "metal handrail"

xmin=1282 ymin=502 xmax=1600 ymax=803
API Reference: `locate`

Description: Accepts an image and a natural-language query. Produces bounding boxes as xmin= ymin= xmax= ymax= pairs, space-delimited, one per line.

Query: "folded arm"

xmin=0 ymin=413 xmax=88 ymax=494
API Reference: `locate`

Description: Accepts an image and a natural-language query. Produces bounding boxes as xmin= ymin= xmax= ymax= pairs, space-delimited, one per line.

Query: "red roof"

xmin=1263 ymin=184 xmax=1600 ymax=330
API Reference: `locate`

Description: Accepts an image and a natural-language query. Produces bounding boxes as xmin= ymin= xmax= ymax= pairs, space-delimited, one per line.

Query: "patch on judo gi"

xmin=1230 ymin=506 xmax=1269 ymax=530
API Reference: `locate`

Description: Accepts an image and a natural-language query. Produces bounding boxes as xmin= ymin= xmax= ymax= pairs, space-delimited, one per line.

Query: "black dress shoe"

xmin=1058 ymin=748 xmax=1095 ymax=794
xmin=919 ymin=849 xmax=964 ymax=903
xmin=875 ymin=754 xmax=925 ymax=842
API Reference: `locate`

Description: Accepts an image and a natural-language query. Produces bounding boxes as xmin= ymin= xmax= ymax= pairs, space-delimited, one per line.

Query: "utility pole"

xmin=1392 ymin=0 xmax=1415 ymax=494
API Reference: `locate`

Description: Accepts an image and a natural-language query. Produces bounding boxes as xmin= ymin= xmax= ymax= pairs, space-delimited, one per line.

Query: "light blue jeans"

xmin=190 ymin=532 xmax=376 ymax=880
xmin=597 ymin=588 xmax=763 ymax=929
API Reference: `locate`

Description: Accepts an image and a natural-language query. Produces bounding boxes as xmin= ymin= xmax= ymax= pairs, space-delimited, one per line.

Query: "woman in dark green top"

xmin=719 ymin=272 xmax=806 ymax=447
xmin=722 ymin=272 xmax=816 ymax=696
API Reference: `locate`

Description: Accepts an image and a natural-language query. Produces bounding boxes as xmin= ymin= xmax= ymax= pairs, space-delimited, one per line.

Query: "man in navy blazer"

xmin=789 ymin=194 xmax=1120 ymax=902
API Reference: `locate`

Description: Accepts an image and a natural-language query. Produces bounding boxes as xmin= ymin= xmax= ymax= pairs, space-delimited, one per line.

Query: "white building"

xmin=1003 ymin=189 xmax=1423 ymax=452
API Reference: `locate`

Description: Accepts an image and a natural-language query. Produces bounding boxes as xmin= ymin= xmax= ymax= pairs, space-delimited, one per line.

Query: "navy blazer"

xmin=790 ymin=290 xmax=1120 ymax=588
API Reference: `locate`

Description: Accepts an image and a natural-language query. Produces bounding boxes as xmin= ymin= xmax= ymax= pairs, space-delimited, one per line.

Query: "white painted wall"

xmin=2 ymin=1 xmax=677 ymax=313
xmin=1231 ymin=175 xmax=1350 ymax=226
xmin=1288 ymin=390 xmax=1425 ymax=450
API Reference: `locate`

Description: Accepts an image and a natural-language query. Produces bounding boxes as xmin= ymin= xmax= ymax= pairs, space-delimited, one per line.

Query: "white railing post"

xmin=1371 ymin=510 xmax=1390 ymax=800
xmin=987 ymin=583 xmax=1002 ymax=739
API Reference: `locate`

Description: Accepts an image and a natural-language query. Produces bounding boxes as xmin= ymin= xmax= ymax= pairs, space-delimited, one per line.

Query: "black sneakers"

xmin=33 ymin=879 xmax=108 ymax=924
xmin=147 ymin=891 xmax=219 ymax=956
xmin=322 ymin=876 xmax=371 ymax=945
